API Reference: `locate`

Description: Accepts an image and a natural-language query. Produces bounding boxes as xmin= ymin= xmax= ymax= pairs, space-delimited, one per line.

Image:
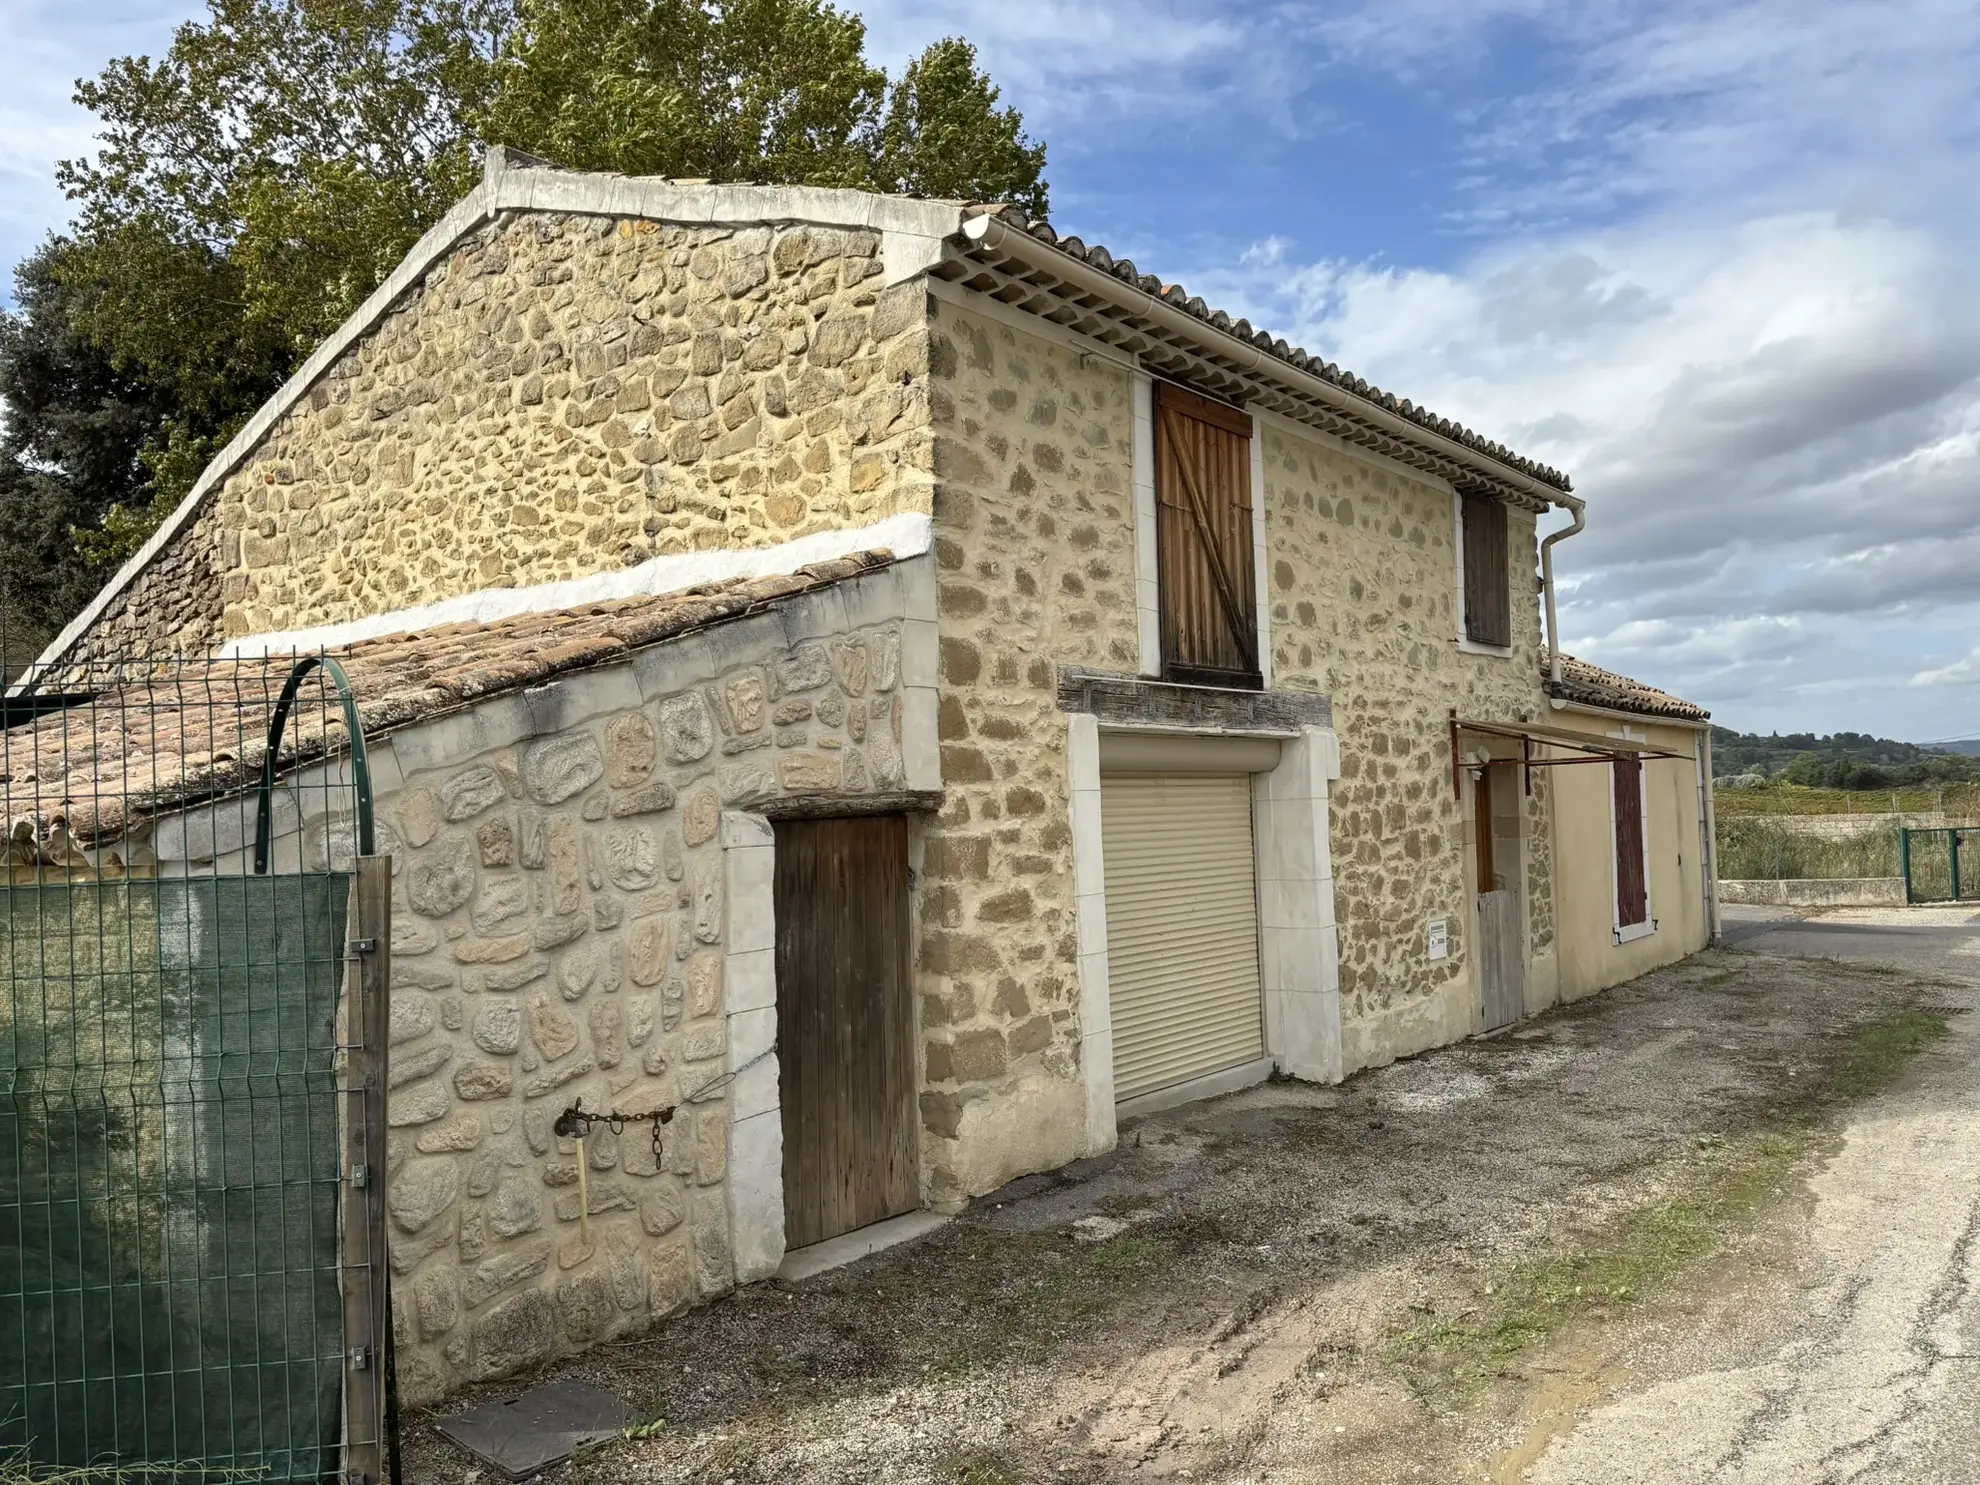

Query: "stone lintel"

xmin=1055 ymin=667 xmax=1332 ymax=735
xmin=754 ymin=789 xmax=944 ymax=822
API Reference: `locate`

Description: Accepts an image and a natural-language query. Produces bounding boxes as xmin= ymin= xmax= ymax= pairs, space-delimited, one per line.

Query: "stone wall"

xmin=1258 ymin=424 xmax=1553 ymax=1069
xmin=918 ymin=299 xmax=1140 ymax=1203
xmin=1716 ymin=877 xmax=1905 ymax=907
xmin=135 ymin=591 xmax=923 ymax=1404
xmin=74 ymin=212 xmax=932 ymax=659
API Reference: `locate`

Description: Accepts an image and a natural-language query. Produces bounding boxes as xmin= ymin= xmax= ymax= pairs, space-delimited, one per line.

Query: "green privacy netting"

xmin=1 ymin=874 xmax=348 ymax=1482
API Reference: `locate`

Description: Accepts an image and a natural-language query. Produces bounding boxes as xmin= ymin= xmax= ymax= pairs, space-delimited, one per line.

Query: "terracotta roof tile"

xmin=1542 ymin=651 xmax=1709 ymax=722
xmin=967 ymin=205 xmax=1572 ymax=495
xmin=3 ymin=551 xmax=895 ymax=845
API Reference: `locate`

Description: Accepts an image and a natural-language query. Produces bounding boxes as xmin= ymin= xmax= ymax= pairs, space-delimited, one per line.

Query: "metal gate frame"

xmin=1900 ymin=826 xmax=1980 ymax=903
xmin=2 ymin=647 xmax=394 ymax=1483
xmin=255 ymin=655 xmax=395 ymax=1485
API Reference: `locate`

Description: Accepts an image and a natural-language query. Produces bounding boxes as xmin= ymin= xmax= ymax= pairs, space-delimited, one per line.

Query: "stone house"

xmin=16 ymin=150 xmax=1716 ymax=1398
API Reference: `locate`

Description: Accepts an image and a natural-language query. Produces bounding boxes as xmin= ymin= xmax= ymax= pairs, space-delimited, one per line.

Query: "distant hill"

xmin=1713 ymin=727 xmax=1980 ymax=790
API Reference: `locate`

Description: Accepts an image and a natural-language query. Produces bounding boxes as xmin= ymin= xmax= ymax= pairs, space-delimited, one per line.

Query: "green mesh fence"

xmin=1900 ymin=827 xmax=1980 ymax=904
xmin=0 ymin=873 xmax=349 ymax=1481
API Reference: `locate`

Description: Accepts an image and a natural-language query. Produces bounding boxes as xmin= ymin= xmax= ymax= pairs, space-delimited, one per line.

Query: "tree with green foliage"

xmin=480 ymin=2 xmax=1045 ymax=212
xmin=18 ymin=0 xmax=1046 ymax=608
xmin=0 ymin=240 xmax=180 ymax=669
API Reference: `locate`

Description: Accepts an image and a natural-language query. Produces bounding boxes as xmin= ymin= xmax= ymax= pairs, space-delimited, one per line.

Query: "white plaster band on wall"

xmin=216 ymin=511 xmax=932 ymax=657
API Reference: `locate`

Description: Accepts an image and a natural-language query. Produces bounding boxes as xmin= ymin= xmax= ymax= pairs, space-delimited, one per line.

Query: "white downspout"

xmin=1539 ymin=495 xmax=1586 ymax=691
xmin=1699 ymin=726 xmax=1721 ymax=944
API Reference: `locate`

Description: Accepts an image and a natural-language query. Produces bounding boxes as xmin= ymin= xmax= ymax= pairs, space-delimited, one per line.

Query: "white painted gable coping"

xmin=217 ymin=511 xmax=932 ymax=657
xmin=21 ymin=148 xmax=972 ymax=688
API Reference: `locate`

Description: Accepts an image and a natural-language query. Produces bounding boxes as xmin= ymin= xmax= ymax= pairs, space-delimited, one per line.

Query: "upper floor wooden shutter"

xmin=1156 ymin=383 xmax=1260 ymax=688
xmin=1612 ymin=757 xmax=1648 ymax=928
xmin=1462 ymin=495 xmax=1512 ymax=647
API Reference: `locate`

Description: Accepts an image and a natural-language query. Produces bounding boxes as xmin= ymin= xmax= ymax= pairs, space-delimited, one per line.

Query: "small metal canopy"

xmin=1447 ymin=710 xmax=1694 ymax=798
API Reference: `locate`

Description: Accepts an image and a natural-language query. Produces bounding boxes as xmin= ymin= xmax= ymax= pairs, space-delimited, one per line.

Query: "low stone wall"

xmin=1724 ymin=814 xmax=1900 ymax=841
xmin=1717 ymin=877 xmax=1907 ymax=907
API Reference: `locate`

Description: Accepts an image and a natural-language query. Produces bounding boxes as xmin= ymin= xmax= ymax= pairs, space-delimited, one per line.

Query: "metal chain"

xmin=551 ymin=1047 xmax=777 ymax=1156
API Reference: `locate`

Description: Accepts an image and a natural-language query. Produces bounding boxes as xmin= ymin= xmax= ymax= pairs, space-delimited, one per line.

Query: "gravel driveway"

xmin=407 ymin=915 xmax=1976 ymax=1484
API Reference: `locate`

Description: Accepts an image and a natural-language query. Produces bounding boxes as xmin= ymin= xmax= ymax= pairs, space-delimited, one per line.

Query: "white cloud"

xmin=1222 ymin=213 xmax=1980 ymax=731
xmin=1911 ymin=650 xmax=1980 ymax=688
xmin=1121 ymin=0 xmax=1980 ymax=736
xmin=0 ymin=0 xmax=188 ymax=282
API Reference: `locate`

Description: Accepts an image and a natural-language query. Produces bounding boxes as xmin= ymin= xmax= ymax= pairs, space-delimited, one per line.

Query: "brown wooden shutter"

xmin=1612 ymin=757 xmax=1648 ymax=928
xmin=1462 ymin=495 xmax=1512 ymax=647
xmin=1155 ymin=383 xmax=1260 ymax=688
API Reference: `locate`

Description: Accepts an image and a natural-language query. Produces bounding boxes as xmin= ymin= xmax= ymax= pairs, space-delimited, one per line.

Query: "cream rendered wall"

xmin=1548 ymin=716 xmax=1710 ymax=1001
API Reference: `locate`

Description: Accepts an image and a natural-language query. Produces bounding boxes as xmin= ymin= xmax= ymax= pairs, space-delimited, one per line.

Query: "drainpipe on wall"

xmin=1539 ymin=495 xmax=1587 ymax=693
xmin=1699 ymin=725 xmax=1722 ymax=943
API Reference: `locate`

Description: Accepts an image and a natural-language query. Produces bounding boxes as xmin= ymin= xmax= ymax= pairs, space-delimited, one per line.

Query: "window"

xmin=1612 ymin=755 xmax=1654 ymax=941
xmin=1460 ymin=495 xmax=1511 ymax=648
xmin=1155 ymin=382 xmax=1261 ymax=689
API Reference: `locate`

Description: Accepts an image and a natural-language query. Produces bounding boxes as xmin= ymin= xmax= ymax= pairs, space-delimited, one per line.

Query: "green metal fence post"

xmin=254 ymin=655 xmax=372 ymax=874
xmin=1953 ymin=830 xmax=1963 ymax=902
xmin=1901 ymin=827 xmax=1912 ymax=904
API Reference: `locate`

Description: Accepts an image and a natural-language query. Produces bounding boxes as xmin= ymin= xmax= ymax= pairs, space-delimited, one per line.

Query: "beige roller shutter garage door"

xmin=1101 ymin=772 xmax=1264 ymax=1101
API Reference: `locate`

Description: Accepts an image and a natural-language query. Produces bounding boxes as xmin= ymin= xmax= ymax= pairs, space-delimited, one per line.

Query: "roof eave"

xmin=954 ymin=213 xmax=1577 ymax=512
xmin=1547 ymin=691 xmax=1711 ymax=729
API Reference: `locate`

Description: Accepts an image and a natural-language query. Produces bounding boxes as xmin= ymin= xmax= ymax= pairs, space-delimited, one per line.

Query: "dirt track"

xmin=409 ymin=915 xmax=1979 ymax=1484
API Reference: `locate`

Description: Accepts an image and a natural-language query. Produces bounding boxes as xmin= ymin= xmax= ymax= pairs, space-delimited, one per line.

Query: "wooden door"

xmin=774 ymin=815 xmax=917 ymax=1248
xmin=1155 ymin=382 xmax=1261 ymax=688
xmin=1474 ymin=765 xmax=1524 ymax=1031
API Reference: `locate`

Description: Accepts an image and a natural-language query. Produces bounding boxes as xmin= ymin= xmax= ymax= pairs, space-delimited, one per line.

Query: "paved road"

xmin=1534 ymin=905 xmax=1980 ymax=1485
xmin=1719 ymin=902 xmax=1980 ymax=980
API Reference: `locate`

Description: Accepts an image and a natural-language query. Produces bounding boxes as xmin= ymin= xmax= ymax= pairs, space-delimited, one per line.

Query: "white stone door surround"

xmin=1059 ymin=670 xmax=1343 ymax=1156
xmin=720 ymin=810 xmax=785 ymax=1284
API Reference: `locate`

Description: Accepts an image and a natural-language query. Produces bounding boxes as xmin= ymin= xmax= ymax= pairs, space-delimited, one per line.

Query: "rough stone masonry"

xmin=362 ymin=618 xmax=908 ymax=1404
xmin=79 ymin=215 xmax=933 ymax=659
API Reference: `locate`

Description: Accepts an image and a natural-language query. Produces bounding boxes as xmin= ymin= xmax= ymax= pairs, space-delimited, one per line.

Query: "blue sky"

xmin=6 ymin=0 xmax=1980 ymax=741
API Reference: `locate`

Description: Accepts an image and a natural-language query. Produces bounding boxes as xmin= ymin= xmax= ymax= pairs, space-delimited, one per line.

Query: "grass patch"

xmin=1388 ymin=1129 xmax=1808 ymax=1394
xmin=0 ymin=1448 xmax=257 ymax=1484
xmin=921 ymin=1227 xmax=1175 ymax=1376
xmin=1825 ymin=1009 xmax=1949 ymax=1102
xmin=1715 ymin=815 xmax=1902 ymax=880
xmin=1715 ymin=783 xmax=1980 ymax=817
xmin=941 ymin=1454 xmax=1024 ymax=1485
xmin=1390 ymin=1007 xmax=1950 ymax=1396
xmin=623 ymin=1225 xmax=1180 ymax=1474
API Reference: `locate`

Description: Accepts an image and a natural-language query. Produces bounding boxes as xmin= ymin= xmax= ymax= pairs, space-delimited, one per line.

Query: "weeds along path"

xmin=1516 ymin=990 xmax=1980 ymax=1484
xmin=405 ymin=943 xmax=1965 ymax=1485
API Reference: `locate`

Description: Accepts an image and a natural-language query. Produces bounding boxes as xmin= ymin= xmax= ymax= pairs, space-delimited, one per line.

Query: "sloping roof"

xmin=29 ymin=151 xmax=1576 ymax=684
xmin=1543 ymin=652 xmax=1710 ymax=723
xmin=954 ymin=205 xmax=1571 ymax=496
xmin=3 ymin=551 xmax=893 ymax=845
